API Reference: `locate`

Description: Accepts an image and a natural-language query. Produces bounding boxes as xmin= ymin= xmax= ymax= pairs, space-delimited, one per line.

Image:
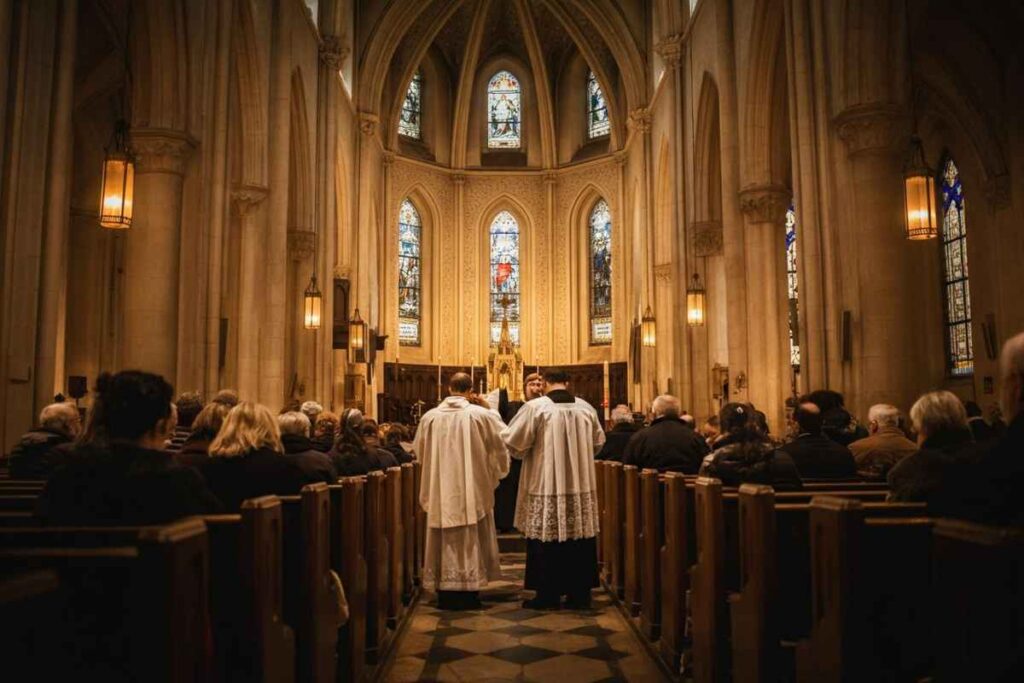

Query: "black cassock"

xmin=494 ymin=390 xmax=523 ymax=532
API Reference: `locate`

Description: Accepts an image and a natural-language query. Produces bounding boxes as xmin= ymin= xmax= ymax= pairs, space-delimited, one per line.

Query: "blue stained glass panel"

xmin=589 ymin=199 xmax=612 ymax=344
xmin=399 ymin=71 xmax=422 ymax=139
xmin=940 ymin=158 xmax=973 ymax=376
xmin=398 ymin=199 xmax=422 ymax=345
xmin=487 ymin=71 xmax=521 ymax=149
xmin=587 ymin=71 xmax=610 ymax=139
xmin=489 ymin=210 xmax=520 ymax=344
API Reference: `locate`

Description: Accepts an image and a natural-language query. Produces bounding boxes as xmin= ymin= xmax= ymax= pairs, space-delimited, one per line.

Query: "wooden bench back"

xmin=363 ymin=470 xmax=388 ymax=662
xmin=384 ymin=466 xmax=404 ymax=627
xmin=638 ymin=469 xmax=662 ymax=638
xmin=401 ymin=463 xmax=416 ymax=602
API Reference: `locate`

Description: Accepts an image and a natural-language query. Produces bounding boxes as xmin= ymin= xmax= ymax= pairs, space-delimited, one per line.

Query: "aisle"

xmin=381 ymin=553 xmax=671 ymax=682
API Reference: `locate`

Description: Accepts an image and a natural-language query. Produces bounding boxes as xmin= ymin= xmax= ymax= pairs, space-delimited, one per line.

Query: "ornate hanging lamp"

xmin=903 ymin=136 xmax=937 ymax=239
xmin=641 ymin=305 xmax=657 ymax=347
xmin=686 ymin=272 xmax=707 ymax=326
xmin=348 ymin=308 xmax=366 ymax=354
xmin=99 ymin=120 xmax=135 ymax=229
xmin=303 ymin=274 xmax=322 ymax=329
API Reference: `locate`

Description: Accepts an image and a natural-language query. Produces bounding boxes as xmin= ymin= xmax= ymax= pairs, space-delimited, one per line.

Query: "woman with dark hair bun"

xmin=699 ymin=402 xmax=802 ymax=490
xmin=328 ymin=408 xmax=396 ymax=475
xmin=37 ymin=370 xmax=222 ymax=524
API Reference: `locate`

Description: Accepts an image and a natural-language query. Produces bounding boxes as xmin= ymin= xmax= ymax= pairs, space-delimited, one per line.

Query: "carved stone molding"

xmin=451 ymin=173 xmax=467 ymax=186
xmin=231 ymin=183 xmax=269 ymax=216
xmin=655 ymin=35 xmax=683 ymax=69
xmin=614 ymin=150 xmax=629 ymax=167
xmin=692 ymin=220 xmax=723 ymax=256
xmin=654 ymin=263 xmax=673 ymax=284
xmin=627 ymin=108 xmax=652 ymax=135
xmin=319 ymin=34 xmax=350 ymax=69
xmin=359 ymin=112 xmax=379 ymax=137
xmin=131 ymin=128 xmax=196 ymax=176
xmin=739 ymin=185 xmax=791 ymax=224
xmin=334 ymin=263 xmax=351 ymax=280
xmin=382 ymin=151 xmax=396 ymax=167
xmin=542 ymin=172 xmax=558 ymax=186
xmin=984 ymin=174 xmax=1011 ymax=210
xmin=288 ymin=229 xmax=315 ymax=260
xmin=834 ymin=103 xmax=908 ymax=157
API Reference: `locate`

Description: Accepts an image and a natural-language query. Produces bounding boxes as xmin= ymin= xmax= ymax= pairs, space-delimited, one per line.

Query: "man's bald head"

xmin=449 ymin=372 xmax=473 ymax=394
xmin=793 ymin=401 xmax=823 ymax=435
xmin=652 ymin=395 xmax=681 ymax=419
xmin=39 ymin=402 xmax=81 ymax=438
xmin=1000 ymin=331 xmax=1024 ymax=420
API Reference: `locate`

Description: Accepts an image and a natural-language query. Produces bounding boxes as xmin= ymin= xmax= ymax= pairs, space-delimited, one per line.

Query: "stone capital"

xmin=627 ymin=108 xmax=652 ymax=135
xmin=288 ymin=229 xmax=316 ymax=260
xmin=382 ymin=151 xmax=396 ymax=167
xmin=691 ymin=220 xmax=724 ymax=256
xmin=834 ymin=103 xmax=909 ymax=157
xmin=542 ymin=171 xmax=558 ymax=186
xmin=655 ymin=35 xmax=683 ymax=69
xmin=654 ymin=262 xmax=673 ymax=284
xmin=319 ymin=34 xmax=350 ymax=69
xmin=131 ymin=128 xmax=196 ymax=176
xmin=359 ymin=112 xmax=379 ymax=137
xmin=739 ymin=184 xmax=791 ymax=224
xmin=451 ymin=173 xmax=467 ymax=186
xmin=231 ymin=184 xmax=269 ymax=216
xmin=614 ymin=150 xmax=629 ymax=167
xmin=984 ymin=174 xmax=1011 ymax=211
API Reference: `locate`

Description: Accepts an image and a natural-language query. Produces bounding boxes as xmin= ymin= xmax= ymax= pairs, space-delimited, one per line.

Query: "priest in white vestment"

xmin=415 ymin=373 xmax=510 ymax=610
xmin=500 ymin=369 xmax=605 ymax=609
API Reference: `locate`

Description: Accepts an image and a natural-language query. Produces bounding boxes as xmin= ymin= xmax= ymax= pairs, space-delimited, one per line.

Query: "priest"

xmin=494 ymin=372 xmax=545 ymax=532
xmin=415 ymin=372 xmax=510 ymax=610
xmin=501 ymin=369 xmax=605 ymax=609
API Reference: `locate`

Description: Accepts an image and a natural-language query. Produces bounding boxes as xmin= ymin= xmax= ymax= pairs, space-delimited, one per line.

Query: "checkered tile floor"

xmin=382 ymin=553 xmax=670 ymax=682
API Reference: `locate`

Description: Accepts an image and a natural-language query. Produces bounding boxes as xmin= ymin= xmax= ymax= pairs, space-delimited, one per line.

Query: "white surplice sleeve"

xmin=500 ymin=402 xmax=536 ymax=459
xmin=481 ymin=410 xmax=511 ymax=483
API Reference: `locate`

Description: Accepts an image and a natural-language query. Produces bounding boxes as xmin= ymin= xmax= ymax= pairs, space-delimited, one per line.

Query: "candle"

xmin=603 ymin=360 xmax=610 ymax=422
xmin=437 ymin=357 xmax=442 ymax=401
xmin=471 ymin=358 xmax=475 ymax=385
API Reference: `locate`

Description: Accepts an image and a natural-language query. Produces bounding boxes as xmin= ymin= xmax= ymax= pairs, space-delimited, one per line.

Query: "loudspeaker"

xmin=841 ymin=311 xmax=853 ymax=362
xmin=982 ymin=313 xmax=998 ymax=360
xmin=68 ymin=376 xmax=87 ymax=399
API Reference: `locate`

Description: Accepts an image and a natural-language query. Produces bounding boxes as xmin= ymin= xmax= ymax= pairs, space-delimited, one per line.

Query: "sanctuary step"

xmin=498 ymin=531 xmax=527 ymax=554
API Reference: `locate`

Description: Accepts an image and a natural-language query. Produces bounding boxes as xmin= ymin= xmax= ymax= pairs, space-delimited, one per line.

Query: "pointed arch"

xmin=232 ymin=0 xmax=268 ymax=185
xmin=288 ymin=68 xmax=313 ymax=231
xmin=694 ymin=73 xmax=722 ymax=221
xmin=937 ymin=155 xmax=973 ymax=376
xmin=391 ymin=185 xmax=441 ymax=354
xmin=477 ymin=195 xmax=533 ymax=348
xmin=740 ymin=0 xmax=788 ymax=187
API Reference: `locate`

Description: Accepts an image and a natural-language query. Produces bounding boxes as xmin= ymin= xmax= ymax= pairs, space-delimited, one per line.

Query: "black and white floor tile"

xmin=382 ymin=553 xmax=670 ymax=682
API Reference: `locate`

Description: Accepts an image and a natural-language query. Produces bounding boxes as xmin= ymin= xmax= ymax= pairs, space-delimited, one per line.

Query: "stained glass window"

xmin=786 ymin=205 xmax=800 ymax=368
xmin=399 ymin=71 xmax=422 ymax=139
xmin=489 ymin=210 xmax=520 ymax=344
xmin=487 ymin=71 xmax=521 ymax=149
xmin=589 ymin=199 xmax=612 ymax=344
xmin=940 ymin=158 xmax=973 ymax=375
xmin=398 ymin=199 xmax=422 ymax=345
xmin=587 ymin=71 xmax=610 ymax=139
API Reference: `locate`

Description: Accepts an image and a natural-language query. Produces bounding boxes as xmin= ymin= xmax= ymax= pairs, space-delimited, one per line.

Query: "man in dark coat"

xmin=623 ymin=395 xmax=708 ymax=473
xmin=7 ymin=402 xmax=80 ymax=479
xmin=805 ymin=389 xmax=868 ymax=446
xmin=964 ymin=400 xmax=997 ymax=443
xmin=777 ymin=402 xmax=857 ymax=480
xmin=595 ymin=405 xmax=640 ymax=461
xmin=493 ymin=373 xmax=545 ymax=532
xmin=278 ymin=411 xmax=337 ymax=484
xmin=166 ymin=391 xmax=203 ymax=453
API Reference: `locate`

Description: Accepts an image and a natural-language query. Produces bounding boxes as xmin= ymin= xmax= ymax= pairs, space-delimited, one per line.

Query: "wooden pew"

xmin=932 ymin=518 xmax=1024 ymax=682
xmin=364 ymin=470 xmax=389 ymax=663
xmin=0 ymin=518 xmax=210 ymax=681
xmin=385 ymin=466 xmax=404 ymax=628
xmin=0 ymin=511 xmax=36 ymax=527
xmin=329 ymin=477 xmax=367 ymax=683
xmin=413 ymin=461 xmax=425 ymax=585
xmin=595 ymin=460 xmax=606 ymax=570
xmin=204 ymin=497 xmax=295 ymax=683
xmin=603 ymin=461 xmax=624 ymax=595
xmin=622 ymin=465 xmax=641 ymax=615
xmin=279 ymin=484 xmax=337 ymax=683
xmin=639 ymin=470 xmax=662 ymax=638
xmin=659 ymin=472 xmax=690 ymax=668
xmin=401 ymin=463 xmax=416 ymax=603
xmin=0 ymin=494 xmax=38 ymax=511
xmin=794 ymin=497 xmax=934 ymax=683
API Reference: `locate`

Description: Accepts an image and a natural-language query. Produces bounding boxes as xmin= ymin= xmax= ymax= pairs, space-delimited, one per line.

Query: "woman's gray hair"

xmin=278 ymin=411 xmax=312 ymax=437
xmin=909 ymin=390 xmax=968 ymax=440
xmin=610 ymin=404 xmax=633 ymax=425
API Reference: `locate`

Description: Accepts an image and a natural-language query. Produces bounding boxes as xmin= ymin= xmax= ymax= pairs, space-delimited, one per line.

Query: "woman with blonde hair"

xmin=177 ymin=400 xmax=233 ymax=467
xmin=198 ymin=402 xmax=305 ymax=511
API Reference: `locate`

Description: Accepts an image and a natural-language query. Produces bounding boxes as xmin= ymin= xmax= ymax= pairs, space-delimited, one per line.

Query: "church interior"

xmin=1 ymin=0 xmax=1023 ymax=681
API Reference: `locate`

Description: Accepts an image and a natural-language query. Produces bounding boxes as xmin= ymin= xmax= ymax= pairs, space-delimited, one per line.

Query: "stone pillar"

xmin=230 ymin=184 xmax=268 ymax=400
xmin=288 ymin=229 xmax=315 ymax=400
xmin=451 ymin=172 xmax=467 ymax=361
xmin=628 ymin=107 xmax=656 ymax=407
xmin=122 ymin=128 xmax=195 ymax=381
xmin=34 ymin=0 xmax=76 ymax=413
xmin=834 ymin=104 xmax=918 ymax=412
xmin=739 ymin=184 xmax=791 ymax=432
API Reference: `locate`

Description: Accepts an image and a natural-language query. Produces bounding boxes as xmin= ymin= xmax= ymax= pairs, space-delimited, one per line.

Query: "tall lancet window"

xmin=587 ymin=71 xmax=610 ymax=139
xmin=785 ymin=205 xmax=800 ymax=369
xmin=398 ymin=70 xmax=423 ymax=139
xmin=940 ymin=158 xmax=973 ymax=375
xmin=589 ymin=199 xmax=613 ymax=344
xmin=487 ymin=70 xmax=521 ymax=149
xmin=489 ymin=211 xmax=520 ymax=344
xmin=398 ymin=199 xmax=422 ymax=346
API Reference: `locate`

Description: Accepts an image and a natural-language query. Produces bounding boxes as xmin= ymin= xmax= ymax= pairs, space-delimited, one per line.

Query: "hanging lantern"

xmin=348 ymin=307 xmax=366 ymax=354
xmin=99 ymin=120 xmax=135 ymax=229
xmin=903 ymin=136 xmax=938 ymax=240
xmin=641 ymin=305 xmax=656 ymax=347
xmin=302 ymin=274 xmax=322 ymax=329
xmin=686 ymin=272 xmax=707 ymax=326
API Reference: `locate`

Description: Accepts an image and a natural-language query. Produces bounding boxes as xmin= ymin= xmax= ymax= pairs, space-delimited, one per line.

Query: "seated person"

xmin=964 ymin=400 xmax=997 ymax=443
xmin=623 ymin=395 xmax=708 ymax=473
xmin=777 ymin=402 xmax=857 ymax=480
xmin=329 ymin=409 xmax=397 ymax=476
xmin=360 ymin=419 xmax=400 ymax=468
xmin=199 ymin=402 xmax=306 ymax=511
xmin=595 ymin=405 xmax=640 ymax=461
xmin=166 ymin=391 xmax=203 ymax=453
xmin=176 ymin=399 xmax=233 ymax=468
xmin=849 ymin=404 xmax=918 ymax=480
xmin=277 ymin=411 xmax=337 ymax=484
xmin=36 ymin=371 xmax=222 ymax=524
xmin=804 ymin=389 xmax=868 ymax=446
xmin=700 ymin=403 xmax=802 ymax=490
xmin=380 ymin=423 xmax=415 ymax=464
xmin=311 ymin=411 xmax=339 ymax=452
xmin=7 ymin=402 xmax=80 ymax=479
xmin=888 ymin=390 xmax=979 ymax=503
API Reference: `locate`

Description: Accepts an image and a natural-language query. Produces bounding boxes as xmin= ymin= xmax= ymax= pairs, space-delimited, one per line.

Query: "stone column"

xmin=739 ymin=184 xmax=791 ymax=432
xmin=288 ymin=229 xmax=315 ymax=401
xmin=230 ymin=184 xmax=268 ymax=400
xmin=628 ymin=107 xmax=656 ymax=407
xmin=34 ymin=0 xmax=76 ymax=413
xmin=451 ymin=172 xmax=467 ymax=361
xmin=122 ymin=128 xmax=195 ymax=381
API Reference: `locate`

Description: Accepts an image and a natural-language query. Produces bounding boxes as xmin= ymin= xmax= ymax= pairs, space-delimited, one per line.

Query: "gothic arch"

xmin=477 ymin=195 xmax=534 ymax=356
xmin=129 ymin=0 xmax=189 ymax=130
xmin=390 ymin=187 xmax=440 ymax=355
xmin=232 ymin=0 xmax=268 ymax=185
xmin=568 ymin=185 xmax=617 ymax=359
xmin=740 ymin=0 xmax=789 ymax=188
xmin=694 ymin=73 xmax=722 ymax=222
xmin=288 ymin=69 xmax=313 ymax=231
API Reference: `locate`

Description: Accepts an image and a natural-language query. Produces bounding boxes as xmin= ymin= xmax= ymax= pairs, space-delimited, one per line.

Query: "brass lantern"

xmin=641 ymin=305 xmax=656 ymax=347
xmin=348 ymin=308 xmax=366 ymax=354
xmin=903 ymin=136 xmax=938 ymax=240
xmin=303 ymin=274 xmax=322 ymax=329
xmin=686 ymin=272 xmax=707 ymax=326
xmin=99 ymin=120 xmax=135 ymax=229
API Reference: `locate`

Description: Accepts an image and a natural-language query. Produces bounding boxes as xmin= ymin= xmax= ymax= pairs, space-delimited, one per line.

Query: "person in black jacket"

xmin=277 ymin=411 xmax=337 ymax=484
xmin=380 ymin=423 xmax=415 ymax=464
xmin=7 ymin=402 xmax=80 ymax=479
xmin=623 ymin=395 xmax=708 ymax=473
xmin=777 ymin=402 xmax=857 ymax=480
xmin=329 ymin=409 xmax=397 ymax=476
xmin=199 ymin=402 xmax=306 ymax=511
xmin=36 ymin=370 xmax=222 ymax=525
xmin=804 ymin=389 xmax=868 ymax=446
xmin=595 ymin=405 xmax=640 ymax=461
xmin=700 ymin=403 xmax=802 ymax=491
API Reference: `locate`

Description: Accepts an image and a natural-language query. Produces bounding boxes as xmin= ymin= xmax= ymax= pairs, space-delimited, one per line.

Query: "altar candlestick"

xmin=471 ymin=358 xmax=475 ymax=385
xmin=437 ymin=357 xmax=442 ymax=401
xmin=603 ymin=360 xmax=610 ymax=423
